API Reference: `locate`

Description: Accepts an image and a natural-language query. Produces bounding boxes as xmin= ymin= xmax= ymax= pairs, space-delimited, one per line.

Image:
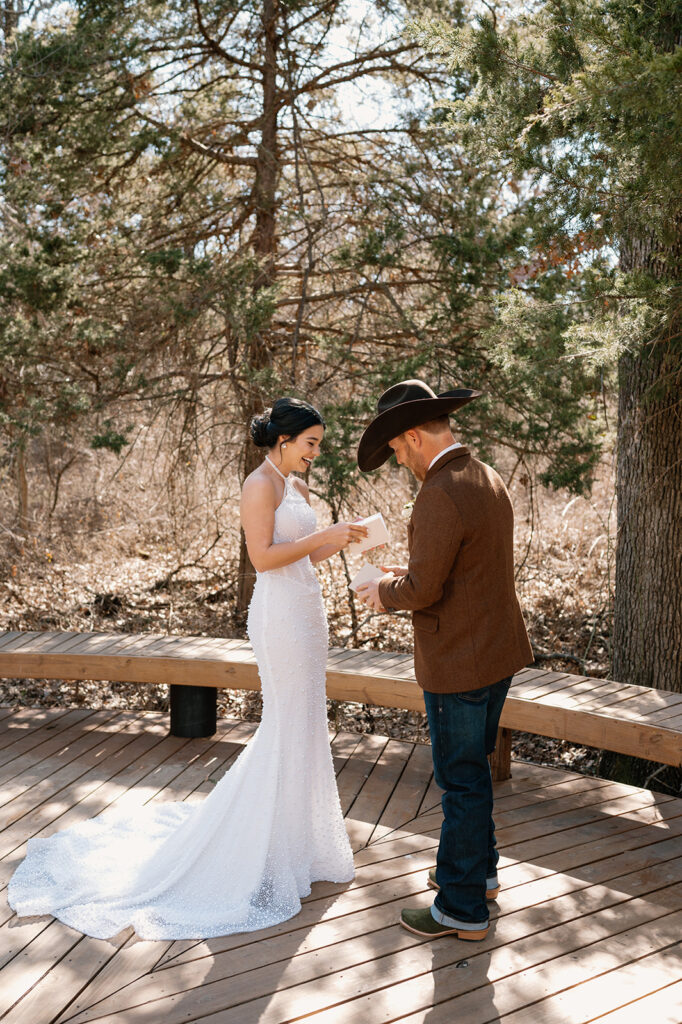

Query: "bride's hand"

xmin=323 ymin=522 xmax=368 ymax=548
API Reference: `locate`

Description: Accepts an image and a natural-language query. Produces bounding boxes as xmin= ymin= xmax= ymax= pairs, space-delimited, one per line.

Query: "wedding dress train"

xmin=8 ymin=469 xmax=354 ymax=939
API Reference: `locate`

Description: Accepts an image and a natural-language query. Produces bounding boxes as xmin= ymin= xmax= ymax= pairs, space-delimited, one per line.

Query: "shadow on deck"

xmin=0 ymin=707 xmax=680 ymax=1023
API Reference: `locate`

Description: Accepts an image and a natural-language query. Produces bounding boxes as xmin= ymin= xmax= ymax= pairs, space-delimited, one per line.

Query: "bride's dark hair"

xmin=250 ymin=397 xmax=326 ymax=449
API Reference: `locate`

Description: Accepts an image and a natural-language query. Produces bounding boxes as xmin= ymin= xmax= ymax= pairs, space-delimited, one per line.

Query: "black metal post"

xmin=170 ymin=684 xmax=217 ymax=738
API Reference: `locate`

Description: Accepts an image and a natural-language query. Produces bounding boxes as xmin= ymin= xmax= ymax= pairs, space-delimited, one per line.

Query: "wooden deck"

xmin=1 ymin=707 xmax=681 ymax=1024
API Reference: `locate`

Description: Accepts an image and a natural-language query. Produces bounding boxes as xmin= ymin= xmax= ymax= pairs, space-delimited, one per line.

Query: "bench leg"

xmin=170 ymin=685 xmax=217 ymax=738
xmin=489 ymin=727 xmax=512 ymax=782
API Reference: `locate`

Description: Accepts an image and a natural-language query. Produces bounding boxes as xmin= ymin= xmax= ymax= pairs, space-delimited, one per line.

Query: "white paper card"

xmin=349 ymin=512 xmax=390 ymax=553
xmin=349 ymin=562 xmax=385 ymax=592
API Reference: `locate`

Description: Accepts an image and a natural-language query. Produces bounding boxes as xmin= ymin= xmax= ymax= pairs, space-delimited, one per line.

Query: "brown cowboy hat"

xmin=357 ymin=379 xmax=481 ymax=471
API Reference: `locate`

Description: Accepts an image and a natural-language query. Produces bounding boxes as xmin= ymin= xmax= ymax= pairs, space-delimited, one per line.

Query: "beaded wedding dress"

xmin=8 ymin=465 xmax=354 ymax=939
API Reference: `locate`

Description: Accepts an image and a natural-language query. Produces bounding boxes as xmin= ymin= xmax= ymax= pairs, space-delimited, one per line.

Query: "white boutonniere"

xmin=401 ymin=501 xmax=415 ymax=520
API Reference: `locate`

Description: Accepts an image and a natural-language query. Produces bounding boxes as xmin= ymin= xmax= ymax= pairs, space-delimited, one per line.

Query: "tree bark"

xmin=612 ymin=230 xmax=682 ymax=694
xmin=3 ymin=1 xmax=19 ymax=44
xmin=600 ymin=226 xmax=681 ymax=790
xmin=15 ymin=445 xmax=30 ymax=534
xmin=236 ymin=0 xmax=280 ymax=617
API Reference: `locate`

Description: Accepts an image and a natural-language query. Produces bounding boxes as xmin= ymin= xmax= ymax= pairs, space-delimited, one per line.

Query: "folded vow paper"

xmin=348 ymin=512 xmax=390 ymax=554
xmin=349 ymin=562 xmax=386 ymax=593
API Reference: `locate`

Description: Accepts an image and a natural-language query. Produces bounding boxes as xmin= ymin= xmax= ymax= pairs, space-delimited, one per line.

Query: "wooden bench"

xmin=0 ymin=629 xmax=680 ymax=779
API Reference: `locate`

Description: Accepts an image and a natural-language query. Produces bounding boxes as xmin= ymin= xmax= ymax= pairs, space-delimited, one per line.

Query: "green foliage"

xmin=90 ymin=421 xmax=131 ymax=454
xmin=410 ymin=0 xmax=681 ymax=491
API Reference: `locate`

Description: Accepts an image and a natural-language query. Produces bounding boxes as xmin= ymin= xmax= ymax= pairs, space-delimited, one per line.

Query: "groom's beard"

xmin=402 ymin=453 xmax=426 ymax=483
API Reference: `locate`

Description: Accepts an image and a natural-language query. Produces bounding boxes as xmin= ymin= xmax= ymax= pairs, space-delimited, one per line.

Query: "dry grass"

xmin=0 ymin=430 xmax=616 ymax=776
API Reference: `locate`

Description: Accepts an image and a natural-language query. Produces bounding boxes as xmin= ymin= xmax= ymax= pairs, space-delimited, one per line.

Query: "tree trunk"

xmin=600 ymin=226 xmax=681 ymax=790
xmin=3 ymin=2 xmax=19 ymax=44
xmin=235 ymin=415 xmax=264 ymax=618
xmin=612 ymin=229 xmax=682 ymax=693
xmin=236 ymin=0 xmax=280 ymax=617
xmin=15 ymin=445 xmax=30 ymax=534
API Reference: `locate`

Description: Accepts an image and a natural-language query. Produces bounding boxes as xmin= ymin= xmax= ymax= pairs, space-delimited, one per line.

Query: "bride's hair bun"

xmin=250 ymin=397 xmax=326 ymax=450
xmin=249 ymin=408 xmax=279 ymax=448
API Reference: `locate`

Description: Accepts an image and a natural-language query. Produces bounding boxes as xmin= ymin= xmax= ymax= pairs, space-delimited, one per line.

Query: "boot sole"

xmin=427 ymin=877 xmax=500 ymax=901
xmin=400 ymin=918 xmax=489 ymax=941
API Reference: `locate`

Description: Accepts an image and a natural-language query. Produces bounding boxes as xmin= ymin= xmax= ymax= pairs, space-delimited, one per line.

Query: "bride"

xmin=8 ymin=397 xmax=366 ymax=939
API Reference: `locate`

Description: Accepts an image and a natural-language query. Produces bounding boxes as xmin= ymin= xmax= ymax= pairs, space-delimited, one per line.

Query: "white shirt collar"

xmin=428 ymin=442 xmax=462 ymax=472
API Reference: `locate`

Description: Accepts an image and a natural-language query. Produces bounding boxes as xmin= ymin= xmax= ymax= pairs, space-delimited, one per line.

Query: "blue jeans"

xmin=423 ymin=677 xmax=511 ymax=927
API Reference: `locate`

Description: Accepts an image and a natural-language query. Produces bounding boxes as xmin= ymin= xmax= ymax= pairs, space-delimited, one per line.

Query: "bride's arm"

xmin=240 ymin=477 xmax=366 ymax=572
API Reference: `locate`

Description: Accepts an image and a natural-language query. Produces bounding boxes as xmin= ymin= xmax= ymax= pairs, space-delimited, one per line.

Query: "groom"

xmin=356 ymin=379 xmax=533 ymax=941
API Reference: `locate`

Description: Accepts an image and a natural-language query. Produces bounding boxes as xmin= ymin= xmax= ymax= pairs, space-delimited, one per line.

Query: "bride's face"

xmin=281 ymin=424 xmax=325 ymax=473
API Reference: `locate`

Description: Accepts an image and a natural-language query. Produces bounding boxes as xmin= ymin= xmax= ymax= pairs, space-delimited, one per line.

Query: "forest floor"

xmin=0 ymin=443 xmax=617 ymax=781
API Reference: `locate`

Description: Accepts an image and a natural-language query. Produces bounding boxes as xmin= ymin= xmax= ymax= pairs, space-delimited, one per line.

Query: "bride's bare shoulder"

xmin=242 ymin=466 xmax=277 ymax=504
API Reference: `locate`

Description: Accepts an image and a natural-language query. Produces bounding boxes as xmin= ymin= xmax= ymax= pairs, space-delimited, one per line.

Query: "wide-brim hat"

xmin=357 ymin=379 xmax=481 ymax=471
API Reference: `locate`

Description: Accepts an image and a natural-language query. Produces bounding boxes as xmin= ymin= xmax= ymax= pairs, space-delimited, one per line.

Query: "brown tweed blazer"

xmin=378 ymin=447 xmax=533 ymax=693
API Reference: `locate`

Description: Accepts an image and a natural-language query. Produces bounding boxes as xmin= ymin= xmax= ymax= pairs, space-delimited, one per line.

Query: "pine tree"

xmin=417 ymin=0 xmax=682 ymax=701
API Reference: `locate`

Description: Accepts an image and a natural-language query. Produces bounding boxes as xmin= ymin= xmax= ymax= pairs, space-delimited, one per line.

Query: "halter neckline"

xmin=265 ymin=455 xmax=289 ymax=482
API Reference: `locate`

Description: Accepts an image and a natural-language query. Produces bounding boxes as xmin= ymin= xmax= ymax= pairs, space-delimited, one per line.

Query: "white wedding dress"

xmin=8 ymin=467 xmax=354 ymax=939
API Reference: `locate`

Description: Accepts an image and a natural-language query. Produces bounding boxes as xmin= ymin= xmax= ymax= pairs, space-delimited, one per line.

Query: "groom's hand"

xmin=356 ymin=576 xmax=391 ymax=611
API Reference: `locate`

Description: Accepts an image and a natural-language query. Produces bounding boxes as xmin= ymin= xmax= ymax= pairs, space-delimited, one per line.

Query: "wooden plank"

xmin=345 ymin=739 xmax=413 ymax=848
xmin=416 ymin=772 xmax=441 ymax=816
xmin=0 ymin=714 xmax=147 ymax=846
xmin=643 ymin=703 xmax=682 ymax=724
xmin=0 ymin=920 xmax=83 ymax=1019
xmin=0 ymin=709 xmax=98 ymax=772
xmin=375 ymin=795 xmax=681 ymax=879
xmin=511 ymin=672 xmax=576 ymax=699
xmin=303 ymin=889 xmax=682 ymax=1024
xmin=330 ymin=730 xmax=365 ymax=776
xmin=575 ymin=687 xmax=682 ymax=717
xmin=50 ymin=933 xmax=174 ymax=1024
xmin=0 ymin=718 xmax=179 ymax=896
xmin=509 ymin=668 xmax=548 ymax=687
xmin=500 ymin=695 xmax=682 ymax=766
xmin=335 ymin=733 xmax=390 ymax=818
xmin=494 ymin=941 xmax=682 ymax=1024
xmin=0 ymin=722 xmax=191 ymax=862
xmin=561 ymin=679 xmax=631 ymax=706
xmin=363 ymin=773 xmax=649 ymax=866
xmin=0 ymin=649 xmax=262 ymax=689
xmin=2 ymin=931 xmax=131 ymax=1024
xmin=4 ymin=631 xmax=86 ymax=655
xmin=25 ymin=632 xmax=112 ymax=655
xmin=0 ymin=709 xmax=130 ymax=799
xmin=501 ymin=797 xmax=682 ymax=866
xmin=145 ymin=721 xmax=249 ymax=805
xmin=0 ymin=723 xmax=185 ymax=896
xmin=410 ymin=787 xmax=677 ymax=857
xmin=589 ymin=979 xmax=682 ymax=1024
xmin=152 ymin=782 xmax=682 ymax=973
xmin=0 ymin=632 xmax=26 ymax=651
xmin=188 ymin=722 xmax=259 ymax=800
xmin=326 ymin=669 xmax=424 ymax=711
xmin=0 ymin=707 xmax=75 ymax=754
xmin=0 ymin=632 xmax=40 ymax=654
xmin=369 ymin=742 xmax=434 ymax=843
